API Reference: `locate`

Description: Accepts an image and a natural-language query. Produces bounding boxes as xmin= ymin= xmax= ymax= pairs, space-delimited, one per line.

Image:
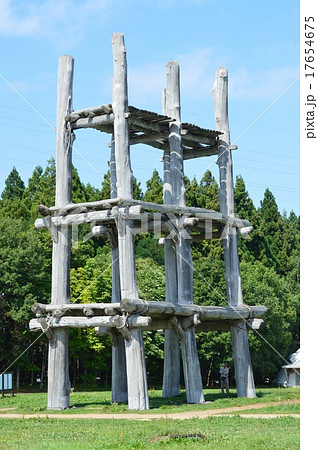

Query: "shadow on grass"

xmin=71 ymin=391 xmax=235 ymax=410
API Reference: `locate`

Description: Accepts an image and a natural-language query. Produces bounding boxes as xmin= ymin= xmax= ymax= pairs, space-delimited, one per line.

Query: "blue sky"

xmin=0 ymin=0 xmax=300 ymax=214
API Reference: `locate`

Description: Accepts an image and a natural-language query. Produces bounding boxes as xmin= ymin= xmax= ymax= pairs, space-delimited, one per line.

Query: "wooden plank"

xmin=212 ymin=66 xmax=256 ymax=398
xmin=47 ymin=55 xmax=74 ymax=410
xmin=112 ymin=33 xmax=149 ymax=410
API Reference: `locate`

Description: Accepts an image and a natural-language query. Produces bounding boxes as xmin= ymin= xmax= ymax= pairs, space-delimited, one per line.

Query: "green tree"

xmin=72 ymin=166 xmax=89 ymax=203
xmin=234 ymin=175 xmax=256 ymax=221
xmin=1 ymin=166 xmax=25 ymax=200
xmin=0 ymin=217 xmax=51 ymax=383
xmin=241 ymin=260 xmax=299 ymax=382
xmin=143 ymin=169 xmax=163 ymax=204
xmin=197 ymin=170 xmax=220 ymax=210
xmin=0 ymin=167 xmax=29 ymax=219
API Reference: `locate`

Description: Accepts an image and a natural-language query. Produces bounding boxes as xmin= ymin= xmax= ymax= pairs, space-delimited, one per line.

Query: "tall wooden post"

xmin=212 ymin=66 xmax=256 ymax=397
xmin=112 ymin=33 xmax=149 ymax=410
xmin=110 ymin=137 xmax=128 ymax=403
xmin=47 ymin=55 xmax=74 ymax=409
xmin=162 ymin=89 xmax=181 ymax=398
xmin=165 ymin=61 xmax=204 ymax=404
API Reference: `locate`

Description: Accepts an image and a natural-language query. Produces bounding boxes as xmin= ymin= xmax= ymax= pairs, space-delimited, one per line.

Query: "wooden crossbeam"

xmin=31 ymin=301 xmax=267 ymax=321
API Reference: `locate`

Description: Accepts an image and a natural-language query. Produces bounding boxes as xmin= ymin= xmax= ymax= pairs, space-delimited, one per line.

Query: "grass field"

xmin=0 ymin=388 xmax=300 ymax=449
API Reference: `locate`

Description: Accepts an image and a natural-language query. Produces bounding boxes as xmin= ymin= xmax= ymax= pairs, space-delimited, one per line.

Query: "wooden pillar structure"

xmin=31 ymin=35 xmax=264 ymax=410
xmin=111 ymin=33 xmax=149 ymax=410
xmin=212 ymin=66 xmax=256 ymax=397
xmin=47 ymin=55 xmax=74 ymax=409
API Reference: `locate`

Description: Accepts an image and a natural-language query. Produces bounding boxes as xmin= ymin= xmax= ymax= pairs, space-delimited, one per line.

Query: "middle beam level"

xmin=35 ymin=200 xmax=251 ymax=230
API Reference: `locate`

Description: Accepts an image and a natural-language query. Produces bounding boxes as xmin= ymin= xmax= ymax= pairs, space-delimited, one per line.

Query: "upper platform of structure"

xmin=66 ymin=104 xmax=221 ymax=160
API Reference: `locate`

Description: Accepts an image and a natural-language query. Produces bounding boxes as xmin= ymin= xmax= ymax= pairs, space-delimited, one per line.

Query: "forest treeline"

xmin=0 ymin=160 xmax=300 ymax=389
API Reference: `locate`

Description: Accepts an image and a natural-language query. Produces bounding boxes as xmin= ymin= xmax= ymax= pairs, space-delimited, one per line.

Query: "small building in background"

xmin=282 ymin=348 xmax=300 ymax=387
xmin=275 ymin=348 xmax=300 ymax=387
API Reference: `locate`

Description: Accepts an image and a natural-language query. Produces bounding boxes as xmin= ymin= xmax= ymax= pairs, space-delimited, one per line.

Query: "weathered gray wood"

xmin=30 ymin=315 xmax=151 ymax=330
xmin=32 ymin=302 xmax=121 ymax=316
xmin=32 ymin=300 xmax=267 ymax=321
xmin=166 ymin=60 xmax=204 ymax=404
xmin=181 ymin=330 xmax=205 ymax=403
xmin=71 ymin=113 xmax=115 ymax=130
xmin=37 ymin=198 xmax=250 ymax=230
xmin=121 ymin=298 xmax=267 ymax=320
xmin=109 ymin=135 xmax=128 ymax=403
xmin=212 ymin=66 xmax=255 ymax=398
xmin=39 ymin=198 xmax=120 ymax=215
xmin=48 ymin=55 xmax=74 ymax=410
xmin=65 ymin=104 xmax=112 ymax=122
xmin=162 ymin=87 xmax=181 ymax=398
xmin=112 ymin=33 xmax=148 ymax=410
xmin=35 ymin=210 xmax=114 ymax=229
xmin=120 ymin=199 xmax=250 ymax=228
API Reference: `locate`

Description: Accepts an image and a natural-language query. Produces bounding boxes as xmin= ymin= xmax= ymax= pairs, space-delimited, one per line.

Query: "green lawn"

xmin=0 ymin=416 xmax=299 ymax=449
xmin=0 ymin=388 xmax=300 ymax=449
xmin=0 ymin=387 xmax=299 ymax=415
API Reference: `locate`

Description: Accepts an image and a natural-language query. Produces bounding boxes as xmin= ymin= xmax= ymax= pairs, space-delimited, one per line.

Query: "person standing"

xmin=219 ymin=362 xmax=229 ymax=394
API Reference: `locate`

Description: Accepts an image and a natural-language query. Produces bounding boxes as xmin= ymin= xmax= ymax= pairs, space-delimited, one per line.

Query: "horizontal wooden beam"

xmin=120 ymin=199 xmax=250 ymax=228
xmin=183 ymin=145 xmax=219 ymax=159
xmin=71 ymin=114 xmax=114 ymax=130
xmin=32 ymin=302 xmax=121 ymax=316
xmin=66 ymin=104 xmax=113 ymax=123
xmin=30 ymin=315 xmax=151 ymax=331
xmin=39 ymin=198 xmax=121 ymax=216
xmin=31 ymin=301 xmax=267 ymax=322
xmin=95 ymin=317 xmax=264 ymax=335
xmin=120 ymin=298 xmax=267 ymax=320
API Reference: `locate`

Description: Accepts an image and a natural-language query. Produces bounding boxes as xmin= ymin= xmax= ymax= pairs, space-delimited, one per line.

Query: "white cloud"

xmin=0 ymin=0 xmax=38 ymax=35
xmin=128 ymin=47 xmax=220 ymax=106
xmin=229 ymin=65 xmax=300 ymax=100
xmin=0 ymin=0 xmax=111 ymax=46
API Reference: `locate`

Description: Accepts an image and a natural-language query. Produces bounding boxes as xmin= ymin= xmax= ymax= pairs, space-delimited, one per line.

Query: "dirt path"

xmin=0 ymin=400 xmax=299 ymax=420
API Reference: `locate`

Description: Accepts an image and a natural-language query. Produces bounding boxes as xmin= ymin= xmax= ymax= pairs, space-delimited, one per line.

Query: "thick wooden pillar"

xmin=112 ymin=33 xmax=149 ymax=410
xmin=162 ymin=91 xmax=180 ymax=397
xmin=212 ymin=66 xmax=256 ymax=397
xmin=110 ymin=137 xmax=128 ymax=403
xmin=47 ymin=55 xmax=74 ymax=409
xmin=165 ymin=61 xmax=204 ymax=404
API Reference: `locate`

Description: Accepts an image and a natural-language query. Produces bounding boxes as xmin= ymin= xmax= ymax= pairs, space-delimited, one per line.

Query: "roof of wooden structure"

xmin=67 ymin=104 xmax=221 ymax=159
